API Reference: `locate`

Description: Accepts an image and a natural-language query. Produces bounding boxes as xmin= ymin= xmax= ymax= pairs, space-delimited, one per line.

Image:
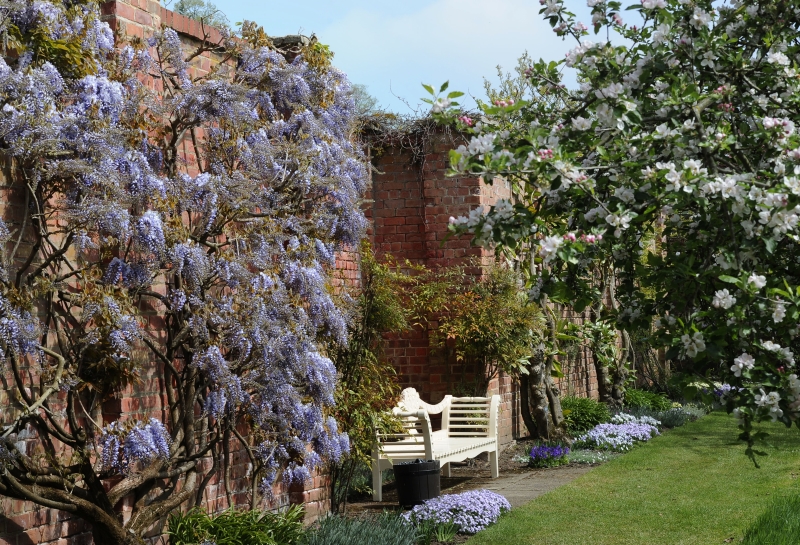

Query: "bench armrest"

xmin=376 ymin=410 xmax=434 ymax=459
xmin=488 ymin=394 xmax=500 ymax=439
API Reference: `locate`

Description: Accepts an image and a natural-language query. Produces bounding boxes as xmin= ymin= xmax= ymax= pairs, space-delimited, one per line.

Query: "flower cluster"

xmin=575 ymin=419 xmax=660 ymax=452
xmin=99 ymin=419 xmax=171 ymax=472
xmin=403 ymin=489 xmax=511 ymax=534
xmin=527 ymin=444 xmax=570 ymax=468
xmin=610 ymin=413 xmax=661 ymax=428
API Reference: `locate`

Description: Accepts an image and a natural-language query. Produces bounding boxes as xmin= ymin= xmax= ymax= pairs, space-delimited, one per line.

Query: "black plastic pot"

xmin=393 ymin=459 xmax=440 ymax=507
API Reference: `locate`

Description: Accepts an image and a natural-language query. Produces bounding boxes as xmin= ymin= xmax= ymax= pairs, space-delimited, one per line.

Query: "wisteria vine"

xmin=0 ymin=1 xmax=365 ymax=543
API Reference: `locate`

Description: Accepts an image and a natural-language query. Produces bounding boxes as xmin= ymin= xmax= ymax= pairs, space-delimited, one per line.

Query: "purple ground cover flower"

xmin=528 ymin=444 xmax=570 ymax=468
xmin=575 ymin=421 xmax=660 ymax=452
xmin=403 ymin=489 xmax=511 ymax=534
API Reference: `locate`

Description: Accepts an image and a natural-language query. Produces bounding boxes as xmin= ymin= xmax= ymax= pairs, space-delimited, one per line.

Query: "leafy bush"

xmin=619 ymin=403 xmax=709 ymax=429
xmin=561 ymin=396 xmax=611 ymax=434
xmin=168 ymin=505 xmax=305 ymax=545
xmin=416 ymin=518 xmax=458 ymax=545
xmin=527 ymin=444 xmax=570 ymax=468
xmin=328 ymin=243 xmax=408 ymax=513
xmin=403 ymin=489 xmax=511 ymax=535
xmin=624 ymin=389 xmax=672 ymax=411
xmin=303 ymin=512 xmax=417 ymax=545
xmin=639 ymin=408 xmax=688 ymax=428
xmin=680 ymin=403 xmax=710 ymax=420
xmin=742 ymin=495 xmax=800 ymax=545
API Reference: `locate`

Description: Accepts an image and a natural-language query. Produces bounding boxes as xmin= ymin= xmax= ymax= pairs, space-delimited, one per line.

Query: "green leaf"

xmin=439 ymin=81 xmax=450 ymax=93
xmin=718 ymin=275 xmax=739 ymax=284
xmin=447 ymin=91 xmax=464 ymax=99
xmin=422 ymin=83 xmax=435 ymax=95
xmin=682 ymin=385 xmax=698 ymax=401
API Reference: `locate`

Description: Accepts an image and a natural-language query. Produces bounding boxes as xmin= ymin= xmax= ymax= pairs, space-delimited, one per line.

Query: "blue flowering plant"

xmin=0 ymin=1 xmax=367 ymax=543
xmin=403 ymin=489 xmax=511 ymax=535
xmin=526 ymin=444 xmax=570 ymax=468
xmin=574 ymin=416 xmax=661 ymax=452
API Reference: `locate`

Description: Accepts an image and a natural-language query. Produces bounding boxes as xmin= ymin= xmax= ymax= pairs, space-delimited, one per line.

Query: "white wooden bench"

xmin=371 ymin=387 xmax=500 ymax=501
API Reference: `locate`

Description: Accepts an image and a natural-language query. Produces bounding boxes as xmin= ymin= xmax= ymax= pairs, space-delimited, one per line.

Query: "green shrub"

xmin=561 ymin=396 xmax=611 ymax=434
xmin=742 ymin=494 xmax=800 ymax=545
xmin=680 ymin=403 xmax=710 ymax=419
xmin=622 ymin=405 xmax=707 ymax=428
xmin=624 ymin=389 xmax=671 ymax=411
xmin=167 ymin=505 xmax=305 ymax=545
xmin=303 ymin=512 xmax=417 ymax=545
xmin=416 ymin=518 xmax=458 ymax=545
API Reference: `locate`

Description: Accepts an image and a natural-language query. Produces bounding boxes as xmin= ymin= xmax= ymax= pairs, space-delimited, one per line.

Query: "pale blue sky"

xmin=214 ymin=0 xmax=595 ymax=112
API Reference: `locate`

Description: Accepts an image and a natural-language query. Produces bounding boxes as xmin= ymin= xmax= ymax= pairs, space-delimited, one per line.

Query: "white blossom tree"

xmin=430 ymin=0 xmax=800 ymax=459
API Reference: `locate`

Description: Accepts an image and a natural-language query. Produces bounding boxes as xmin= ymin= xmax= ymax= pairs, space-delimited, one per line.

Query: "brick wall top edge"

xmin=105 ymin=0 xmax=225 ymax=44
xmin=157 ymin=3 xmax=225 ymax=43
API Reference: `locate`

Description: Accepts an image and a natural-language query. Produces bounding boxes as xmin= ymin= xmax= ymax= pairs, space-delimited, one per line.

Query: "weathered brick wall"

xmin=556 ymin=306 xmax=599 ymax=400
xmin=0 ymin=3 xmax=332 ymax=545
xmin=367 ymin=133 xmax=600 ymax=446
xmin=366 ymin=134 xmax=524 ymax=442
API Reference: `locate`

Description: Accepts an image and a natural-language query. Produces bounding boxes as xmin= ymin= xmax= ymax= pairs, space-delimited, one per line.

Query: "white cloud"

xmin=321 ymin=0 xmax=578 ymax=112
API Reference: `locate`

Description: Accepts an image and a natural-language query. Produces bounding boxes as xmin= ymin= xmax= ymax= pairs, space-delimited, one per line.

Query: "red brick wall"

xmin=367 ymin=133 xmax=600 ymax=446
xmin=366 ymin=134 xmax=520 ymax=439
xmin=0 ymin=3 xmax=332 ymax=545
xmin=555 ymin=307 xmax=600 ymax=400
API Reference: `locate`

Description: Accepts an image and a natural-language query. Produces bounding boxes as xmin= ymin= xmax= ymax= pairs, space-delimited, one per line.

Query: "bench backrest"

xmin=442 ymin=396 xmax=499 ymax=439
xmin=389 ymin=388 xmax=500 ymax=440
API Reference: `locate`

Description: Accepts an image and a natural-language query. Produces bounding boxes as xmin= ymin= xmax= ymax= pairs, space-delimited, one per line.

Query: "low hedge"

xmin=561 ymin=396 xmax=611 ymax=435
xmin=624 ymin=388 xmax=671 ymax=411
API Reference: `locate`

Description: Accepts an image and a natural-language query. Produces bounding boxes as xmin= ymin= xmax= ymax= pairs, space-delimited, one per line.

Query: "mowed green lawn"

xmin=468 ymin=412 xmax=800 ymax=545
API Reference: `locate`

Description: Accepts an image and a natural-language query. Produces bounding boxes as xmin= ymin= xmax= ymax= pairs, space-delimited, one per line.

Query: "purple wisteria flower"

xmin=0 ymin=0 xmax=367 ymax=512
xmin=99 ymin=419 xmax=171 ymax=472
xmin=403 ymin=489 xmax=511 ymax=534
xmin=528 ymin=444 xmax=570 ymax=468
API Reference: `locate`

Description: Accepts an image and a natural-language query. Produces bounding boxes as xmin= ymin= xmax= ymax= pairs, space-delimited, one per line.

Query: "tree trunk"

xmin=519 ymin=373 xmax=536 ymax=439
xmin=545 ymin=379 xmax=564 ymax=429
xmin=90 ymin=519 xmax=145 ymax=545
xmin=526 ymin=360 xmax=552 ymax=440
xmin=592 ymin=353 xmax=613 ymax=404
xmin=542 ymin=298 xmax=564 ymax=430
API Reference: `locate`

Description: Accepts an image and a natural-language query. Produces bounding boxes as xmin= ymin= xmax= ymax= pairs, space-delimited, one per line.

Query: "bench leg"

xmin=372 ymin=457 xmax=382 ymax=502
xmin=489 ymin=450 xmax=499 ymax=478
xmin=442 ymin=462 xmax=451 ymax=478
